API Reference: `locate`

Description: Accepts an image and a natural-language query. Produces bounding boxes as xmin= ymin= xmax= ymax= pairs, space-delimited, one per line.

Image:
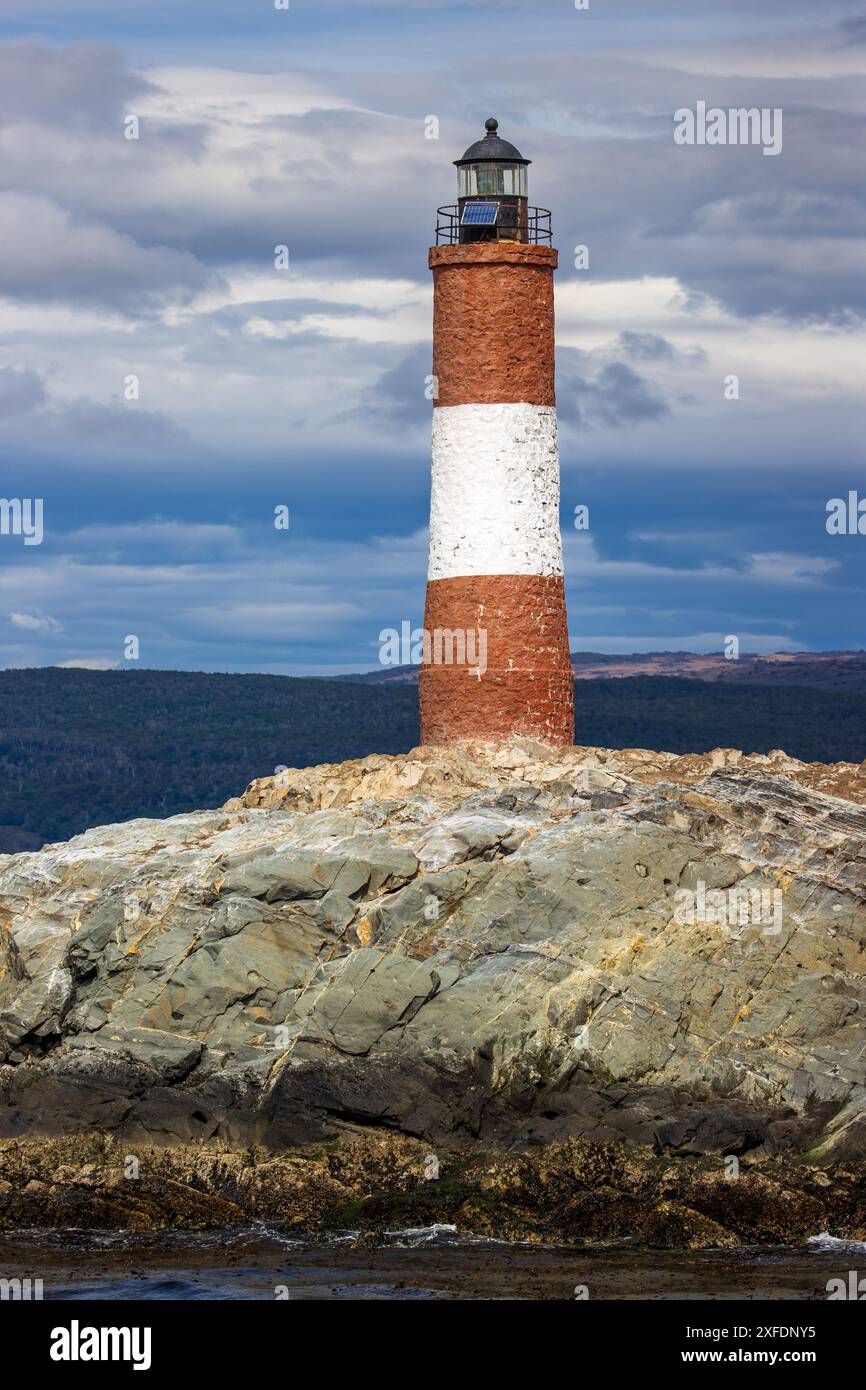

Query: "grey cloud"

xmin=169 ymin=105 xmax=440 ymax=271
xmin=0 ymin=365 xmax=188 ymax=454
xmin=839 ymin=15 xmax=866 ymax=45
xmin=0 ymin=192 xmax=217 ymax=309
xmin=0 ymin=43 xmax=216 ymax=308
xmin=616 ymin=332 xmax=707 ymax=366
xmin=51 ymin=399 xmax=189 ymax=450
xmin=0 ymin=50 xmax=427 ymax=290
xmin=359 ymin=344 xmax=434 ymax=430
xmin=558 ymin=350 xmax=670 ymax=429
xmin=0 ymin=41 xmax=154 ymax=129
xmin=0 ymin=366 xmax=47 ymax=415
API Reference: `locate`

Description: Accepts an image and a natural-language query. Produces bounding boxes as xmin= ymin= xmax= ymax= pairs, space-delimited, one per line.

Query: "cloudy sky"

xmin=0 ymin=0 xmax=863 ymax=674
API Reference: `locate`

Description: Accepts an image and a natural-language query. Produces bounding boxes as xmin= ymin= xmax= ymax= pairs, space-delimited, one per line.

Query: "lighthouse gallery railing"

xmin=435 ymin=205 xmax=553 ymax=246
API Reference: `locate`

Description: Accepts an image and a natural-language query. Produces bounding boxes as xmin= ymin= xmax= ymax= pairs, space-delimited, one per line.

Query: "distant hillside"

xmin=571 ymin=650 xmax=866 ymax=688
xmin=337 ymin=650 xmax=866 ymax=689
xmin=0 ymin=668 xmax=419 ymax=850
xmin=0 ymin=668 xmax=863 ymax=851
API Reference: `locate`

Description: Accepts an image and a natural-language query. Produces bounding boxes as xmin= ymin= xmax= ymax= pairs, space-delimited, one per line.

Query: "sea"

xmin=1 ymin=1226 xmax=863 ymax=1300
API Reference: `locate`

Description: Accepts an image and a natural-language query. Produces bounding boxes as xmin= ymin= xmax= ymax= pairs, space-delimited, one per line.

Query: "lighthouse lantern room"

xmin=437 ymin=118 xmax=551 ymax=247
xmin=455 ymin=117 xmax=529 ymax=243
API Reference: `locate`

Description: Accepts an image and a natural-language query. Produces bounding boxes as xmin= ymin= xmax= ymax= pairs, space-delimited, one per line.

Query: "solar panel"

xmin=461 ymin=201 xmax=500 ymax=226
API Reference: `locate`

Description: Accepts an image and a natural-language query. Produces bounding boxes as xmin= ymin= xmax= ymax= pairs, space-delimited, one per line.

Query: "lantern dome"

xmin=454 ymin=117 xmax=531 ymax=167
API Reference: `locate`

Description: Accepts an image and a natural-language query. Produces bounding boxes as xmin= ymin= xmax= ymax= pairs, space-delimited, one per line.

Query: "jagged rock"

xmin=0 ymin=741 xmax=863 ymax=1161
xmin=1 ymin=1132 xmax=864 ymax=1249
xmin=63 ymin=1028 xmax=203 ymax=1083
xmin=225 ymin=739 xmax=866 ymax=813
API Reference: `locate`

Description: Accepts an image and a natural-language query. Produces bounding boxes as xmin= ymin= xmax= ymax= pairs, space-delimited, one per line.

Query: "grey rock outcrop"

xmin=0 ymin=740 xmax=864 ymax=1159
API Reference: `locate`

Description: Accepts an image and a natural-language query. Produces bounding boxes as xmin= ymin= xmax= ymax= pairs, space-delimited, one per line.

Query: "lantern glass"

xmin=458 ymin=163 xmax=527 ymax=198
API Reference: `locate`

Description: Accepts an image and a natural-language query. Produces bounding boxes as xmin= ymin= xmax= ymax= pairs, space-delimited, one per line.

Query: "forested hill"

xmin=0 ymin=667 xmax=863 ymax=851
xmin=0 ymin=668 xmax=419 ymax=850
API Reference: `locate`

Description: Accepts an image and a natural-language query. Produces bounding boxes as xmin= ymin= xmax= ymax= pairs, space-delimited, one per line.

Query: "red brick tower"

xmin=419 ymin=119 xmax=574 ymax=746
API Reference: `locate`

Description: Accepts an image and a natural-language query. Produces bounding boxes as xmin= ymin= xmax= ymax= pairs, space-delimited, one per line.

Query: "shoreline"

xmin=1 ymin=1225 xmax=860 ymax=1300
xmin=2 ymin=1133 xmax=865 ymax=1252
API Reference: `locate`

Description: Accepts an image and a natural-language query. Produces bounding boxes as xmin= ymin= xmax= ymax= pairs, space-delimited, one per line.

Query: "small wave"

xmin=807 ymin=1232 xmax=866 ymax=1254
xmin=237 ymin=1221 xmax=310 ymax=1250
xmin=383 ymin=1223 xmax=459 ymax=1246
xmin=379 ymin=1224 xmax=556 ymax=1250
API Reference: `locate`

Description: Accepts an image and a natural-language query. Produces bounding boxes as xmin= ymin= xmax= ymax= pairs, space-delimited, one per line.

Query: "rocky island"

xmin=1 ymin=741 xmax=865 ymax=1249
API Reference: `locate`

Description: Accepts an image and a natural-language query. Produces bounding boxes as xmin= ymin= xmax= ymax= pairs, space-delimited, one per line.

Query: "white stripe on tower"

xmin=428 ymin=403 xmax=564 ymax=580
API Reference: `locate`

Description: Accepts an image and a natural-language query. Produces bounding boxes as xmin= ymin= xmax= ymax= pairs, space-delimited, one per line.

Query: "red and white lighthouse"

xmin=419 ymin=118 xmax=574 ymax=746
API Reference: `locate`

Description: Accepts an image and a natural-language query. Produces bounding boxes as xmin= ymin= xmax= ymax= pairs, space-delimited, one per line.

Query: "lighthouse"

xmin=419 ymin=119 xmax=575 ymax=746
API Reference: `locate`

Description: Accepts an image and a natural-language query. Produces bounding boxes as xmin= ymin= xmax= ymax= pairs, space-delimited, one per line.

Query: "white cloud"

xmin=747 ymin=552 xmax=839 ymax=584
xmin=8 ymin=610 xmax=62 ymax=633
xmin=53 ymin=658 xmax=120 ymax=670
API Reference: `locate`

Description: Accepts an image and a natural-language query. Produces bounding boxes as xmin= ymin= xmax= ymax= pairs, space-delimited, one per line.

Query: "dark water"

xmin=1 ymin=1226 xmax=863 ymax=1300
